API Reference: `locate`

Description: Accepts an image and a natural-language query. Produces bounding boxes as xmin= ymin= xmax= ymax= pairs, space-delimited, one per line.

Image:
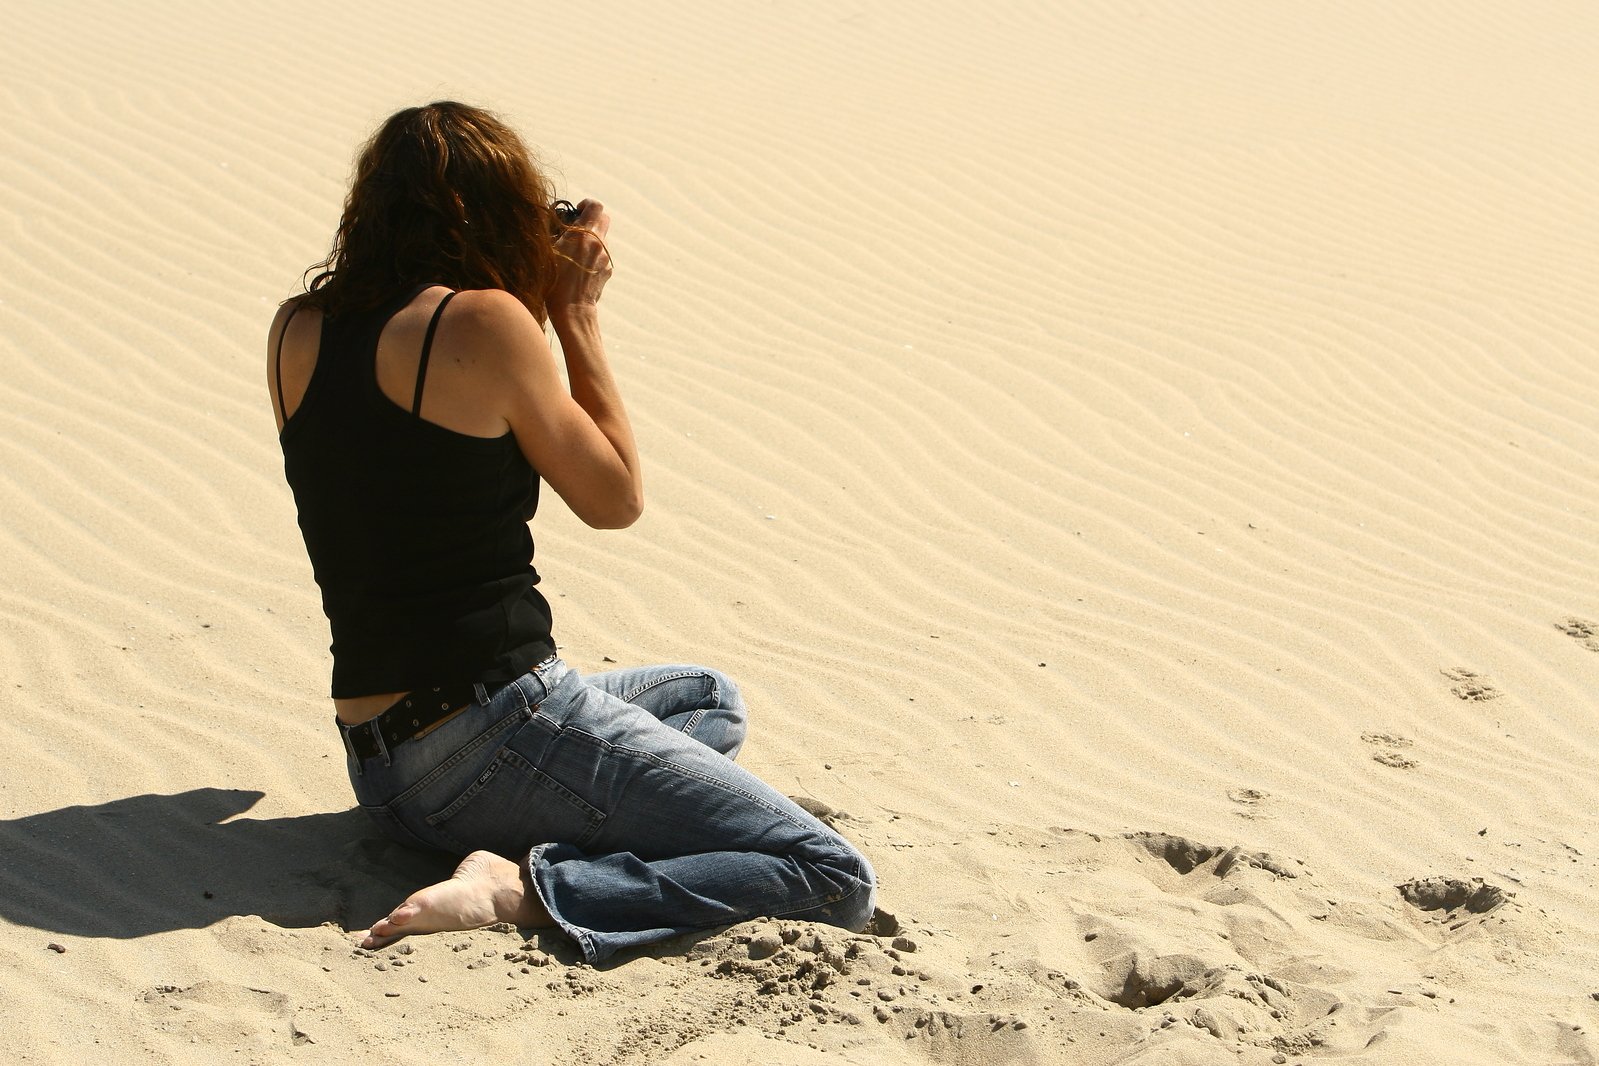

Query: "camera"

xmin=551 ymin=199 xmax=581 ymax=226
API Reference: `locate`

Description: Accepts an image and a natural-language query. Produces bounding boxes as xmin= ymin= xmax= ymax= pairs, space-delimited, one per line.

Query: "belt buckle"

xmin=339 ymin=718 xmax=382 ymax=771
xmin=360 ymin=718 xmax=389 ymax=764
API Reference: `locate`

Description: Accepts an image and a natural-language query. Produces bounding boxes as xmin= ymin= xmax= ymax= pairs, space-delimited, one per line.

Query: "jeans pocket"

xmin=424 ymin=747 xmax=605 ymax=859
xmin=359 ymin=802 xmax=447 ymax=854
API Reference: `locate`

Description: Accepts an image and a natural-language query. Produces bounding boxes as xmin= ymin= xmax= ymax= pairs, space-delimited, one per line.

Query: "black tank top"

xmin=277 ymin=288 xmax=556 ymax=698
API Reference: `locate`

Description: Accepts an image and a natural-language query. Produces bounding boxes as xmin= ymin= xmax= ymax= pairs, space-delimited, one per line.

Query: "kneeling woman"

xmin=267 ymin=101 xmax=875 ymax=962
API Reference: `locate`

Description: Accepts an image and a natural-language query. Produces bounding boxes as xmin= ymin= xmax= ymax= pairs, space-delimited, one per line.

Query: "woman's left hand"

xmin=549 ymin=199 xmax=612 ymax=312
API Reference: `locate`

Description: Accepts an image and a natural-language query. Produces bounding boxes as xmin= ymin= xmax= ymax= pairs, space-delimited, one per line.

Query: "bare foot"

xmin=361 ymin=850 xmax=553 ymax=949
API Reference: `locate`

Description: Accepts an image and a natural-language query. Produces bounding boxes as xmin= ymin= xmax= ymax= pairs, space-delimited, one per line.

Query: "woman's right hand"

xmin=548 ymin=199 xmax=612 ymax=313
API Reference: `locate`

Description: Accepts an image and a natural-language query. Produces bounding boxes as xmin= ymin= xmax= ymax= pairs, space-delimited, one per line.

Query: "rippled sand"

xmin=2 ymin=2 xmax=1596 ymax=1062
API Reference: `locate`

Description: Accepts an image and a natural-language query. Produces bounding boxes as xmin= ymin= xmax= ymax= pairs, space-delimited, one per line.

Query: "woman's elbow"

xmin=584 ymin=492 xmax=644 ymax=530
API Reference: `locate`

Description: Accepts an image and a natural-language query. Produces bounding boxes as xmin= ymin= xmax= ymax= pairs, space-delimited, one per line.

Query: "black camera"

xmin=551 ymin=199 xmax=581 ymax=226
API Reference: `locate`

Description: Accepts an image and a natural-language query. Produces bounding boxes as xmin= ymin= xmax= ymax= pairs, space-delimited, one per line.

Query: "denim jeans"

xmin=342 ymin=658 xmax=876 ymax=962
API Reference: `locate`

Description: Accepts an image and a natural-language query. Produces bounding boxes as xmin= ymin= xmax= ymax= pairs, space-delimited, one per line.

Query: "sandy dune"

xmin=2 ymin=1 xmax=1596 ymax=1062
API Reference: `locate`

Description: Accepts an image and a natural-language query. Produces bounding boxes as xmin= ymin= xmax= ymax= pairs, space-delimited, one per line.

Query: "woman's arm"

xmin=547 ymin=301 xmax=643 ymax=521
xmin=448 ymin=290 xmax=642 ymax=529
xmin=544 ymin=200 xmax=641 ymax=521
xmin=453 ymin=202 xmax=642 ymax=528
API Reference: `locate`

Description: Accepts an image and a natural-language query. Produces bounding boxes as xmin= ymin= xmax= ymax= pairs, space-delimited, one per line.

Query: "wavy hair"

xmin=300 ymin=101 xmax=565 ymax=321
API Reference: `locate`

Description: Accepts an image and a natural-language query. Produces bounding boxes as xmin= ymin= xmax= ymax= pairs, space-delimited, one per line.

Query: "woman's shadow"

xmin=0 ymin=788 xmax=457 ymax=940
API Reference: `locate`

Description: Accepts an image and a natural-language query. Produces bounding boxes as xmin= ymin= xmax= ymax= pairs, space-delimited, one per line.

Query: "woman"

xmin=267 ymin=101 xmax=875 ymax=963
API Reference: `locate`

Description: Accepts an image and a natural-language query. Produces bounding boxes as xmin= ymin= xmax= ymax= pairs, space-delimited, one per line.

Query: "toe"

xmin=361 ymin=911 xmax=410 ymax=949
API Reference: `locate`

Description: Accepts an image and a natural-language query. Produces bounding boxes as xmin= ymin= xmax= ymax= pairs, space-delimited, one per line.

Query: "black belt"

xmin=343 ymin=681 xmax=484 ymax=762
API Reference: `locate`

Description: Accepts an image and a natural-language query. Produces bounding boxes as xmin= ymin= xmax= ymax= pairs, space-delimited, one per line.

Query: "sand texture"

xmin=2 ymin=1 xmax=1597 ymax=1063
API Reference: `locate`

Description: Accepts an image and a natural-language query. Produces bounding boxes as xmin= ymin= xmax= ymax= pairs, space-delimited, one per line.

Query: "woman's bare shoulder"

xmin=447 ymin=288 xmax=536 ymax=328
xmin=444 ymin=289 xmax=548 ymax=367
xmin=267 ymin=295 xmax=329 ymax=427
xmin=268 ymin=293 xmax=320 ymax=340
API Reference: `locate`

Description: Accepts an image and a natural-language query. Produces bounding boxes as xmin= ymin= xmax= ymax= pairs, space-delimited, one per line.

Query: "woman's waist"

xmin=336 ymin=690 xmax=409 ymax=727
xmin=335 ymin=656 xmax=566 ymax=774
xmin=330 ymin=631 xmax=558 ymax=723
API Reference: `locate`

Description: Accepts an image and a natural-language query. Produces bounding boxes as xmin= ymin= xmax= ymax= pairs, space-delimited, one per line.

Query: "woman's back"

xmin=274 ymin=286 xmax=555 ymax=701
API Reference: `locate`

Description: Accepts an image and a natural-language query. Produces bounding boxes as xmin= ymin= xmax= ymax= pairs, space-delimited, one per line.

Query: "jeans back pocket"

xmin=425 ymin=747 xmax=605 ymax=860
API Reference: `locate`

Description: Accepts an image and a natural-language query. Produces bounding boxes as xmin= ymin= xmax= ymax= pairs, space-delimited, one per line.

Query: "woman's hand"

xmin=548 ymin=199 xmax=612 ymax=313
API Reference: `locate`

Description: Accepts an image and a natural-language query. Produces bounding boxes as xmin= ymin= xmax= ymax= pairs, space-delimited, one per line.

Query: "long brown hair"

xmin=301 ymin=101 xmax=564 ymax=320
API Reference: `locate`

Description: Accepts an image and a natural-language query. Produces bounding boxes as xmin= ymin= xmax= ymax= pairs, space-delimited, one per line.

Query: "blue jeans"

xmin=341 ymin=658 xmax=876 ymax=962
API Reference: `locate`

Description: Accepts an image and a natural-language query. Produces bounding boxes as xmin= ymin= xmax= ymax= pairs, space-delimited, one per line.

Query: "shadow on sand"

xmin=0 ymin=787 xmax=458 ymax=941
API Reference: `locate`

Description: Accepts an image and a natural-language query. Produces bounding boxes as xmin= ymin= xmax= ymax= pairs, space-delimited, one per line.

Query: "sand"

xmin=2 ymin=1 xmax=1597 ymax=1062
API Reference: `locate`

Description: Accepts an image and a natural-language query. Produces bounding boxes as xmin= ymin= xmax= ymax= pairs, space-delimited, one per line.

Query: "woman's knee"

xmin=700 ymin=667 xmax=743 ymax=713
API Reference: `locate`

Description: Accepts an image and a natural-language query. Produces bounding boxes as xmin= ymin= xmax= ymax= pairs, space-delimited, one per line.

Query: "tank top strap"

xmin=272 ymin=301 xmax=302 ymax=426
xmin=411 ymin=290 xmax=458 ymax=416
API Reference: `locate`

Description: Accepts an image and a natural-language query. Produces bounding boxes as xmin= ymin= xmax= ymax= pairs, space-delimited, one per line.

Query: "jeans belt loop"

xmin=474 ymin=681 xmax=489 ymax=706
xmin=372 ymin=721 xmax=392 ymax=767
xmin=339 ymin=722 xmax=364 ymax=776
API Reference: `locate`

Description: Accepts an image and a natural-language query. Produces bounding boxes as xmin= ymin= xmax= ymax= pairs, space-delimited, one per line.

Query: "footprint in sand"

xmin=1555 ymin=617 xmax=1599 ymax=652
xmin=1226 ymin=787 xmax=1272 ymax=820
xmin=1362 ymin=733 xmax=1417 ymax=769
xmin=1397 ymin=876 xmax=1513 ymax=934
xmin=137 ymin=981 xmax=308 ymax=1047
xmin=1440 ymin=667 xmax=1502 ymax=702
xmin=1125 ymin=831 xmax=1301 ymax=879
